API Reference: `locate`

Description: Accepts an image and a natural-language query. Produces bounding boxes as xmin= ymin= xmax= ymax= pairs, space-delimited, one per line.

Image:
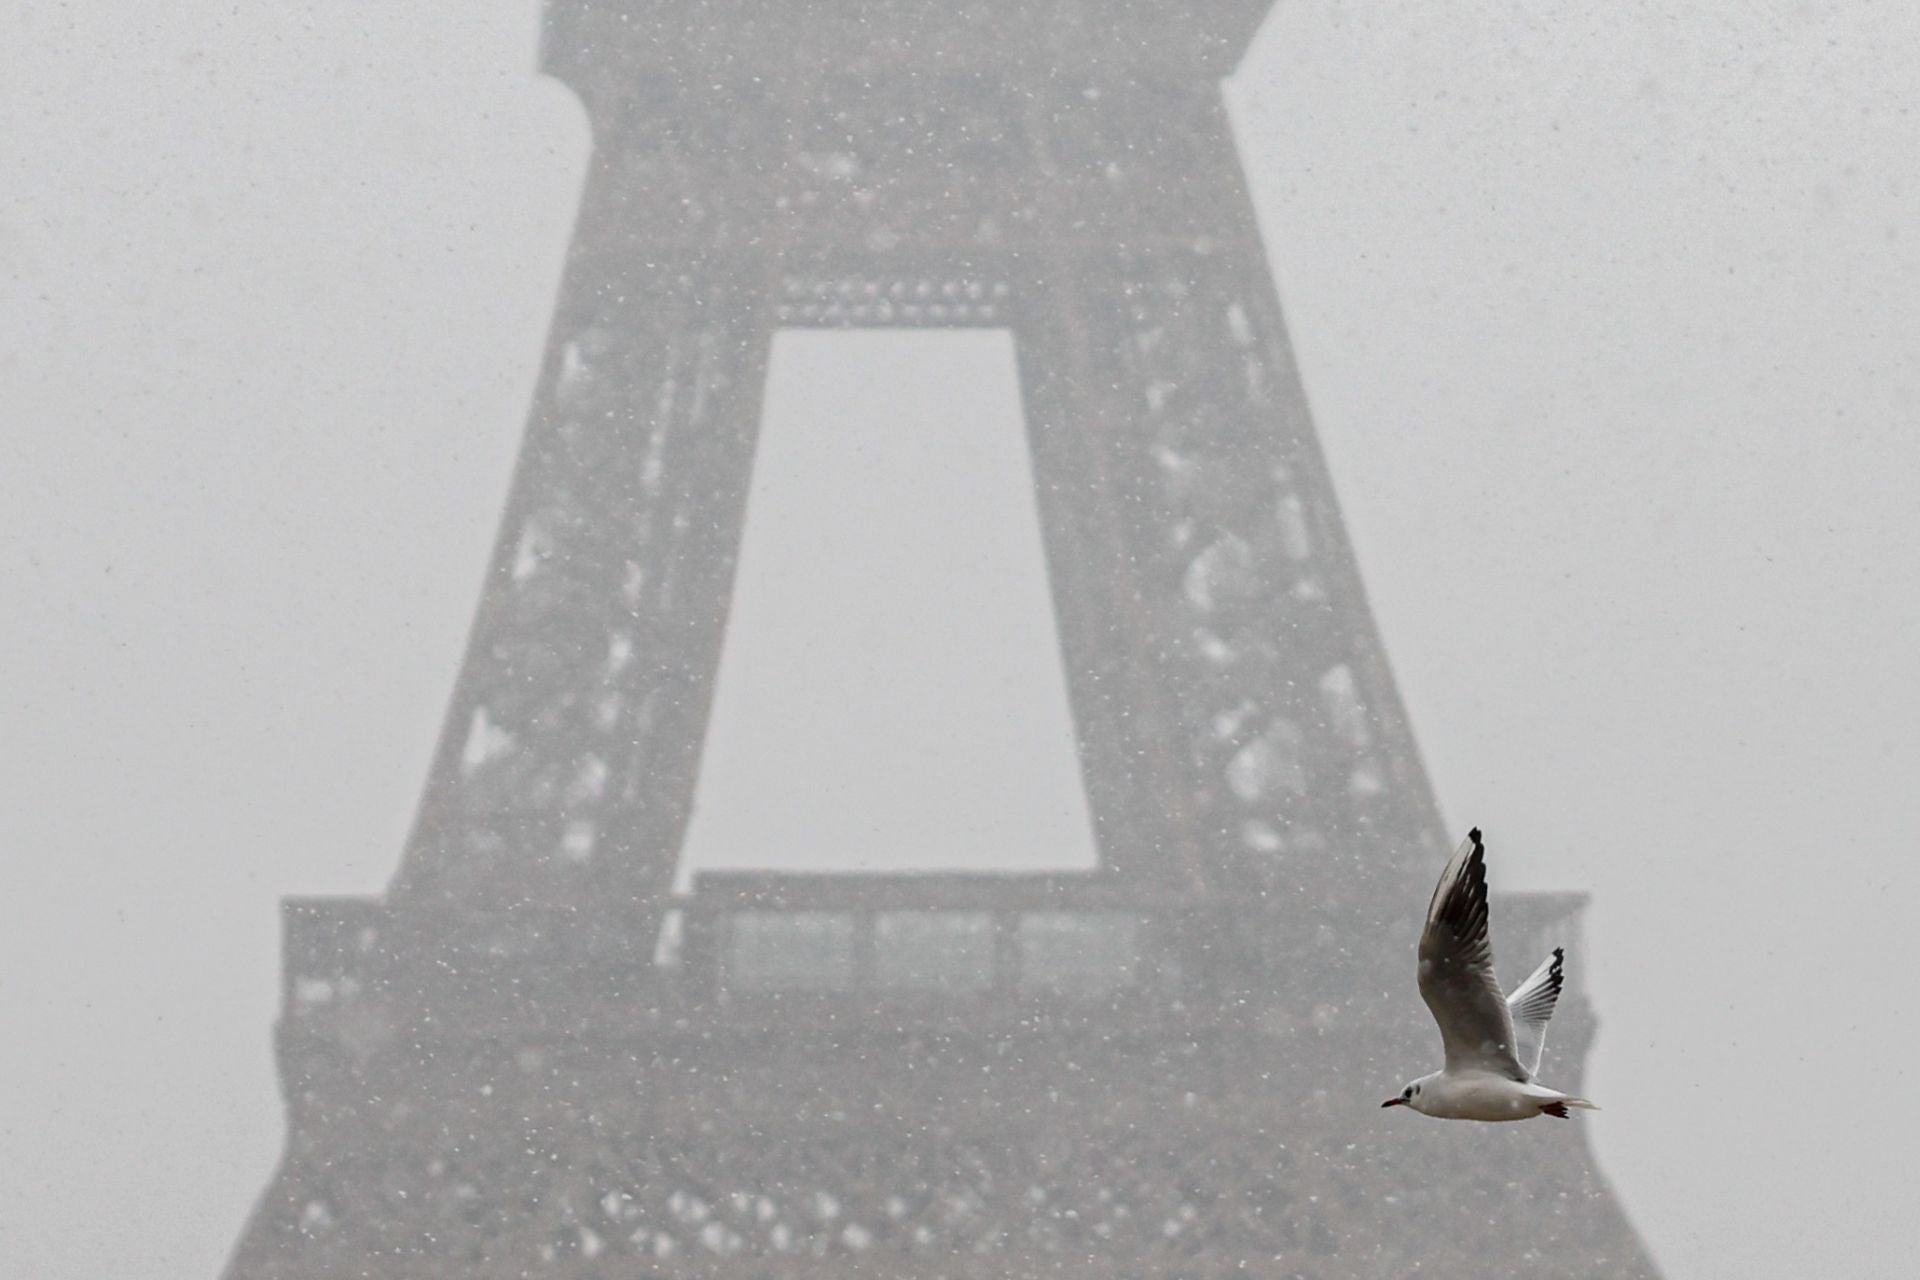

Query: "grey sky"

xmin=4 ymin=3 xmax=1919 ymax=1278
xmin=681 ymin=331 xmax=1099 ymax=883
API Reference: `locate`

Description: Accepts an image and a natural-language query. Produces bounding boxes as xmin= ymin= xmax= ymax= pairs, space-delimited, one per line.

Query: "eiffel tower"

xmin=227 ymin=4 xmax=1660 ymax=1276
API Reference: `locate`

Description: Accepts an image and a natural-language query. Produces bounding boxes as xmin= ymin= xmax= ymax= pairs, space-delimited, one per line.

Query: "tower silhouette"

xmin=227 ymin=4 xmax=1660 ymax=1276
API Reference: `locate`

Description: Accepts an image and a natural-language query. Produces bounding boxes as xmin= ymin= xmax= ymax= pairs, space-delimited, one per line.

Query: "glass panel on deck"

xmin=873 ymin=910 xmax=995 ymax=992
xmin=729 ymin=910 xmax=855 ymax=991
xmin=1016 ymin=912 xmax=1138 ymax=996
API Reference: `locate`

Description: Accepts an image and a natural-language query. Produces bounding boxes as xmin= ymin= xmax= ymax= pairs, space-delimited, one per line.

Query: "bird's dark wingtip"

xmin=1468 ymin=826 xmax=1483 ymax=845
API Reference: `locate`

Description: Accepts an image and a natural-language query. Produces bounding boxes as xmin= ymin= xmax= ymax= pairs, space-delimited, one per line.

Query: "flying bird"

xmin=1382 ymin=827 xmax=1598 ymax=1121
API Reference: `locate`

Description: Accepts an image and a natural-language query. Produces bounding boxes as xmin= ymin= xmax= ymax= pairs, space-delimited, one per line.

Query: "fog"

xmin=681 ymin=331 xmax=1102 ymax=883
xmin=4 ymin=3 xmax=1919 ymax=1278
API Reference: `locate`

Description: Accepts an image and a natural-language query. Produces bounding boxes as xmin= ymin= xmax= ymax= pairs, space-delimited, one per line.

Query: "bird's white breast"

xmin=1416 ymin=1072 xmax=1545 ymax=1122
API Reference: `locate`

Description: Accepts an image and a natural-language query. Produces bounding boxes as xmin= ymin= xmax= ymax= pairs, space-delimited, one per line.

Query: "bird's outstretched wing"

xmin=1505 ymin=947 xmax=1565 ymax=1079
xmin=1418 ymin=828 xmax=1524 ymax=1080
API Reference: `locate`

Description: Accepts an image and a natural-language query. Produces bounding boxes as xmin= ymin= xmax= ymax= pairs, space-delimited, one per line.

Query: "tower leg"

xmin=390 ymin=253 xmax=773 ymax=942
xmin=1018 ymin=246 xmax=1444 ymax=990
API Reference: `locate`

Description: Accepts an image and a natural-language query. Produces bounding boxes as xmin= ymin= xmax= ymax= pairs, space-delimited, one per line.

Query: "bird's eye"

xmin=1403 ymin=1087 xmax=1413 ymax=1100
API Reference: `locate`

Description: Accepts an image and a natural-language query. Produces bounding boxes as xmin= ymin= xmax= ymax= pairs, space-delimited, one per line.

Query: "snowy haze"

xmin=4 ymin=2 xmax=1919 ymax=1278
xmin=681 ymin=331 xmax=1100 ymax=883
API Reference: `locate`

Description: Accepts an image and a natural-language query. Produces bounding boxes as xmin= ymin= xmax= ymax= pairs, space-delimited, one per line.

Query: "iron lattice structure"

xmin=228 ymin=4 xmax=1659 ymax=1277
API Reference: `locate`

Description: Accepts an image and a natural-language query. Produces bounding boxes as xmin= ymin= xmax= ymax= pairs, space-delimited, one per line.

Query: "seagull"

xmin=1381 ymin=827 xmax=1598 ymax=1121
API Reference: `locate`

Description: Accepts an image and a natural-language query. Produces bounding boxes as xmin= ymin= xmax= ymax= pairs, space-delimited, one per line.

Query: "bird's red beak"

xmin=1381 ymin=1097 xmax=1405 ymax=1108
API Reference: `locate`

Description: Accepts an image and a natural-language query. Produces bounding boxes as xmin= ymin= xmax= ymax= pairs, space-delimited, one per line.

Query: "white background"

xmin=4 ymin=3 xmax=1918 ymax=1276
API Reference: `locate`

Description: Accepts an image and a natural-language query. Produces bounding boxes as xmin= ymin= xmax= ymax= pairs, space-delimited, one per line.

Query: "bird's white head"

xmin=1381 ymin=1072 xmax=1440 ymax=1114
